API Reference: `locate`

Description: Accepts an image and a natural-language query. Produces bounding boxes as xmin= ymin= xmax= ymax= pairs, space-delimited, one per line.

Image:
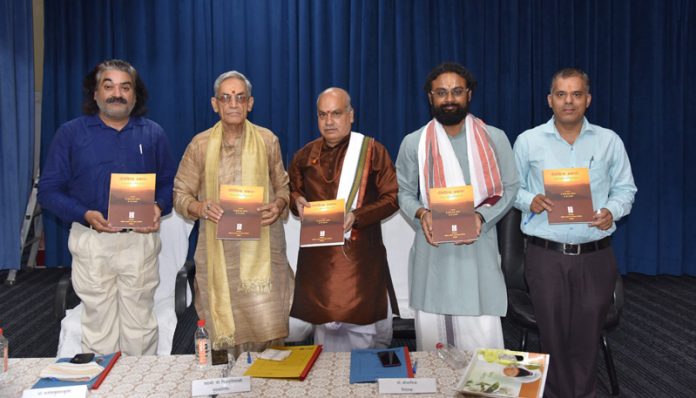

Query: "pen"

xmin=247 ymin=352 xmax=252 ymax=364
xmin=413 ymin=359 xmax=418 ymax=374
xmin=523 ymin=212 xmax=535 ymax=225
xmin=589 ymin=155 xmax=594 ymax=168
xmin=139 ymin=144 xmax=143 ymax=155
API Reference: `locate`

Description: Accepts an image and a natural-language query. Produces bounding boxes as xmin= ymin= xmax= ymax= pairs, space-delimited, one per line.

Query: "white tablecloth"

xmin=2 ymin=351 xmax=470 ymax=397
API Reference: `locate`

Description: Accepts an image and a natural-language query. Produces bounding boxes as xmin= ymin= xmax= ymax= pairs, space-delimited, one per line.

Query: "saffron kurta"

xmin=173 ymin=123 xmax=293 ymax=346
xmin=289 ymin=135 xmax=399 ymax=325
xmin=395 ymin=123 xmax=519 ymax=316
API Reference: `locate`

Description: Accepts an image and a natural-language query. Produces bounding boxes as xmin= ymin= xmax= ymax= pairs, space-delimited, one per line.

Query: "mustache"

xmin=431 ymin=102 xmax=468 ymax=126
xmin=106 ymin=97 xmax=128 ymax=104
xmin=438 ymin=103 xmax=462 ymax=110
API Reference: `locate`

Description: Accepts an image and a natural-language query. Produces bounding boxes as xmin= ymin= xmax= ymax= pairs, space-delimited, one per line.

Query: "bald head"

xmin=316 ymin=87 xmax=352 ymax=109
xmin=316 ymin=87 xmax=354 ymax=147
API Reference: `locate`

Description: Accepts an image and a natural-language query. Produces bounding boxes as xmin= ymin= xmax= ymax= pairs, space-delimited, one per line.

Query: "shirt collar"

xmin=85 ymin=114 xmax=145 ymax=130
xmin=544 ymin=116 xmax=595 ymax=139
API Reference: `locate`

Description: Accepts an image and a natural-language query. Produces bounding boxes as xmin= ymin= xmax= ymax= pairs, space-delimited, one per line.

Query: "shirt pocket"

xmin=589 ymin=160 xmax=609 ymax=187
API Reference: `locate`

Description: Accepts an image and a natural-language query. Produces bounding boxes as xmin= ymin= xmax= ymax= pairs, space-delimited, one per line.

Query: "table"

xmin=2 ymin=351 xmax=469 ymax=397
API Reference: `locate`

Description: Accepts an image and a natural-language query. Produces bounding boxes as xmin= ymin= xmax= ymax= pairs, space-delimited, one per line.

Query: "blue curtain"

xmin=0 ymin=0 xmax=34 ymax=270
xmin=41 ymin=0 xmax=696 ymax=275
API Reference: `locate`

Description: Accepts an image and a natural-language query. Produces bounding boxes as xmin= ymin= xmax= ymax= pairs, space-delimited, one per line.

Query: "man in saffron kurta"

xmin=289 ymin=88 xmax=399 ymax=351
xmin=396 ymin=63 xmax=519 ymax=352
xmin=173 ymin=71 xmax=293 ymax=358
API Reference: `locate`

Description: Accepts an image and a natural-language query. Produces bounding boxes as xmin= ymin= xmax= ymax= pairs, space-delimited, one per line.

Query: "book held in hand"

xmin=543 ymin=168 xmax=594 ymax=224
xmin=456 ymin=348 xmax=549 ymax=398
xmin=108 ymin=173 xmax=156 ymax=228
xmin=429 ymin=185 xmax=477 ymax=243
xmin=217 ymin=185 xmax=264 ymax=240
xmin=300 ymin=199 xmax=345 ymax=247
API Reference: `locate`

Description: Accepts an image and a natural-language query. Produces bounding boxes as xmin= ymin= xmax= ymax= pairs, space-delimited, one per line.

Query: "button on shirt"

xmin=38 ymin=115 xmax=176 ymax=226
xmin=513 ymin=117 xmax=637 ymax=244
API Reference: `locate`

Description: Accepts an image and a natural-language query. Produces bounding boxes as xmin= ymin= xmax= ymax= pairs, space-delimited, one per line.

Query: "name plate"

xmin=192 ymin=376 xmax=251 ymax=396
xmin=23 ymin=385 xmax=88 ymax=398
xmin=378 ymin=378 xmax=437 ymax=394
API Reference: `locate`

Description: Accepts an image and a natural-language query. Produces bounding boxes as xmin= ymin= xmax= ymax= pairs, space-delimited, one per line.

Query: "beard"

xmin=431 ymin=102 xmax=468 ymax=126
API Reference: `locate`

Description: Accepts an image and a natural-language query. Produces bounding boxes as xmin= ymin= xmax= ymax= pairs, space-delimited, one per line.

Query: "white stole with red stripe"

xmin=417 ymin=116 xmax=503 ymax=208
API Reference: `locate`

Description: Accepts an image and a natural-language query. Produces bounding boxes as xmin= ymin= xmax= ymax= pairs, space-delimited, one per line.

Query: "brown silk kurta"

xmin=173 ymin=123 xmax=293 ymax=347
xmin=288 ymin=135 xmax=399 ymax=325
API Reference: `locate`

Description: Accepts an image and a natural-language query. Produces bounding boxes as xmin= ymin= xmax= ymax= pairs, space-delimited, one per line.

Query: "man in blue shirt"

xmin=514 ymin=68 xmax=637 ymax=397
xmin=39 ymin=59 xmax=176 ymax=356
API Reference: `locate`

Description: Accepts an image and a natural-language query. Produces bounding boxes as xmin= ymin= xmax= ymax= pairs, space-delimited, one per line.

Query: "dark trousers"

xmin=525 ymin=243 xmax=618 ymax=398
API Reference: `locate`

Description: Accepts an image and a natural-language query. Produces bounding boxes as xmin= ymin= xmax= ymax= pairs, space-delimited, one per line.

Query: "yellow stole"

xmin=204 ymin=120 xmax=271 ymax=349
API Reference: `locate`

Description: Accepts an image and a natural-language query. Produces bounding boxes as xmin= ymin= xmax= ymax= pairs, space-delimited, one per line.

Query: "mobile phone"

xmin=377 ymin=350 xmax=401 ymax=367
xmin=70 ymin=353 xmax=95 ymax=364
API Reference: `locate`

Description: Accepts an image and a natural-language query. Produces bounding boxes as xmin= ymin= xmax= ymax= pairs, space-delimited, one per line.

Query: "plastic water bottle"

xmin=435 ymin=342 xmax=468 ymax=369
xmin=194 ymin=320 xmax=212 ymax=368
xmin=0 ymin=328 xmax=8 ymax=383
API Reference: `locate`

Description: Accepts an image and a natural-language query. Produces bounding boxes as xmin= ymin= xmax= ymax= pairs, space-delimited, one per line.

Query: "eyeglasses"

xmin=430 ymin=87 xmax=469 ymax=99
xmin=216 ymin=93 xmax=248 ymax=105
xmin=552 ymin=91 xmax=586 ymax=99
xmin=317 ymin=108 xmax=350 ymax=121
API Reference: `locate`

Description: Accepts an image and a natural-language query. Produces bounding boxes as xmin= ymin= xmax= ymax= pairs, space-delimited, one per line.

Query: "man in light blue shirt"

xmin=513 ymin=68 xmax=636 ymax=398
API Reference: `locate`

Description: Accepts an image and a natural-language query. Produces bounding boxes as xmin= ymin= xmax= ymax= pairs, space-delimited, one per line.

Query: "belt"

xmin=88 ymin=225 xmax=133 ymax=233
xmin=527 ymin=236 xmax=611 ymax=256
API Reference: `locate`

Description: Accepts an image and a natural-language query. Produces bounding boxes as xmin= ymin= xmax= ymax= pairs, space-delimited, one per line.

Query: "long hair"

xmin=82 ymin=59 xmax=149 ymax=116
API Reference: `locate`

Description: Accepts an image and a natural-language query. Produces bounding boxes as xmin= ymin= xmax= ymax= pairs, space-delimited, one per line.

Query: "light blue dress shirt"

xmin=513 ymin=117 xmax=637 ymax=244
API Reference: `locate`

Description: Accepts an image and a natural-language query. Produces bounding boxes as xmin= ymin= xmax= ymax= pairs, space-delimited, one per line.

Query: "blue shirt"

xmin=38 ymin=115 xmax=176 ymax=226
xmin=513 ymin=117 xmax=637 ymax=244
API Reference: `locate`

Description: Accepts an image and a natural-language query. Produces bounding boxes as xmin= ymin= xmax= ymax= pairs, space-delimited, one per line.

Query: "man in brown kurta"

xmin=173 ymin=71 xmax=293 ymax=358
xmin=288 ymin=87 xmax=399 ymax=351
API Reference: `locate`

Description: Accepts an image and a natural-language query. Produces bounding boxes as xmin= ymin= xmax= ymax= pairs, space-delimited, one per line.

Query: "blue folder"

xmin=349 ymin=347 xmax=414 ymax=383
xmin=32 ymin=352 xmax=119 ymax=390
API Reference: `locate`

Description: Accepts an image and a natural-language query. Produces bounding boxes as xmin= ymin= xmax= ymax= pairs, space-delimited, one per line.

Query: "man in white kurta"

xmin=395 ymin=63 xmax=519 ymax=352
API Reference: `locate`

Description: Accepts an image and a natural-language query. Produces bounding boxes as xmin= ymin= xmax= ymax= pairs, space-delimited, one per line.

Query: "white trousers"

xmin=314 ymin=300 xmax=393 ymax=352
xmin=69 ymin=223 xmax=160 ymax=356
xmin=414 ymin=310 xmax=504 ymax=352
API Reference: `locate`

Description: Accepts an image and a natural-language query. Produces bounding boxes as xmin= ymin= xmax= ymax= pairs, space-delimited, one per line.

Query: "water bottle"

xmin=435 ymin=342 xmax=468 ymax=369
xmin=0 ymin=328 xmax=8 ymax=383
xmin=194 ymin=320 xmax=212 ymax=368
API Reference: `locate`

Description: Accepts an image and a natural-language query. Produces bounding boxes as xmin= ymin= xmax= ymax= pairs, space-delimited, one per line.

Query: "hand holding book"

xmin=131 ymin=203 xmax=161 ymax=233
xmin=84 ymin=210 xmax=122 ymax=233
xmin=589 ymin=208 xmax=613 ymax=230
xmin=295 ymin=195 xmax=311 ymax=219
xmin=453 ymin=212 xmax=482 ymax=246
xmin=258 ymin=197 xmax=285 ymax=226
xmin=194 ymin=199 xmax=223 ymax=223
xmin=529 ymin=194 xmax=554 ymax=214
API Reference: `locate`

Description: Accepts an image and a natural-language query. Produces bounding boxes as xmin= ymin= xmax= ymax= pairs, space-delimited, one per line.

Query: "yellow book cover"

xmin=217 ymin=185 xmax=264 ymax=240
xmin=543 ymin=168 xmax=594 ymax=224
xmin=300 ymin=199 xmax=345 ymax=247
xmin=107 ymin=173 xmax=155 ymax=228
xmin=429 ymin=185 xmax=476 ymax=243
xmin=243 ymin=345 xmax=322 ymax=381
